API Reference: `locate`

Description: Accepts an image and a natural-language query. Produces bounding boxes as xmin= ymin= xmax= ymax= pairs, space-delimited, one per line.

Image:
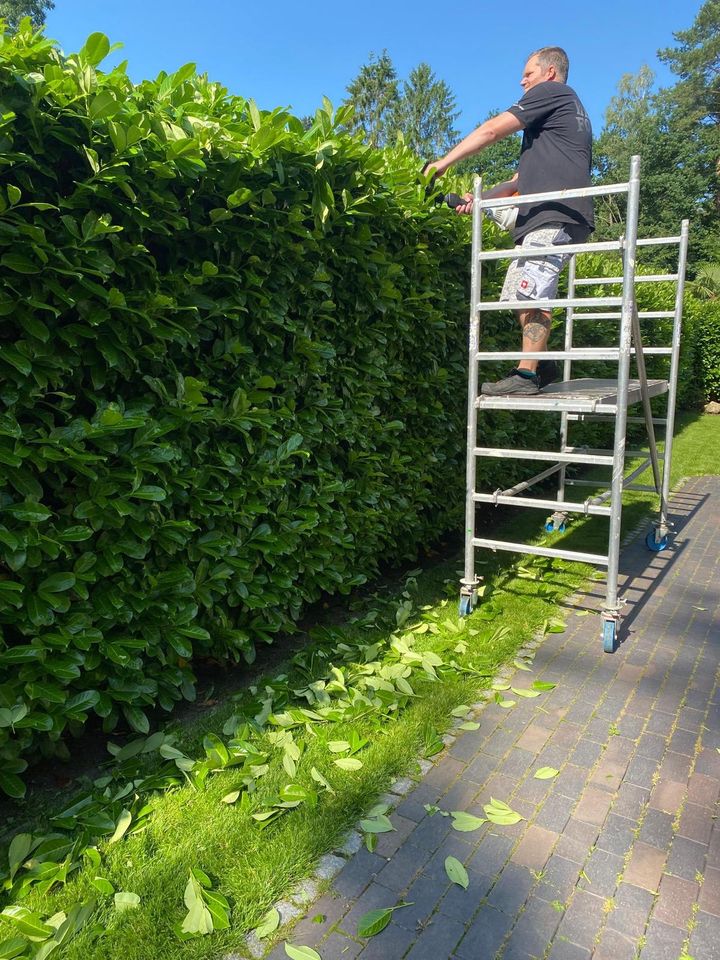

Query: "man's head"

xmin=521 ymin=47 xmax=569 ymax=91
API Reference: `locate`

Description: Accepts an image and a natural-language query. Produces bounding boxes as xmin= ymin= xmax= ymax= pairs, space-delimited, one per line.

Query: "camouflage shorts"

xmin=500 ymin=223 xmax=573 ymax=306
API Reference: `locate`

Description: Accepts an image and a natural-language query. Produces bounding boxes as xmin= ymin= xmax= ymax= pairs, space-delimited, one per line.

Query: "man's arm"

xmin=482 ymin=175 xmax=519 ymax=200
xmin=428 ymin=111 xmax=524 ymax=177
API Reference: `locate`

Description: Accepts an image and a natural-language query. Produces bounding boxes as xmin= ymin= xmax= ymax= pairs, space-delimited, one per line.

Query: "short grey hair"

xmin=530 ymin=46 xmax=569 ymax=82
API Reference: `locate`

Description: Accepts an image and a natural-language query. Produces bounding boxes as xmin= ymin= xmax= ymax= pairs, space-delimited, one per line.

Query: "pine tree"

xmin=343 ymin=50 xmax=399 ymax=148
xmin=390 ymin=62 xmax=460 ymax=158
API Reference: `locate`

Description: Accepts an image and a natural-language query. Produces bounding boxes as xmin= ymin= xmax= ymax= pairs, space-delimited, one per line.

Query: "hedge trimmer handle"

xmin=444 ymin=193 xmax=471 ymax=209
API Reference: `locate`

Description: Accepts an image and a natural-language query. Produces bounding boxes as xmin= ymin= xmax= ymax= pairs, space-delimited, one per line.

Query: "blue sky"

xmin=45 ymin=0 xmax=700 ymax=138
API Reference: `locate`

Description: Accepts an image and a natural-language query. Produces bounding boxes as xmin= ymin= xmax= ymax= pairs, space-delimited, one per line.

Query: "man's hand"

xmin=423 ymin=160 xmax=447 ymax=179
xmin=455 ymin=192 xmax=473 ymax=215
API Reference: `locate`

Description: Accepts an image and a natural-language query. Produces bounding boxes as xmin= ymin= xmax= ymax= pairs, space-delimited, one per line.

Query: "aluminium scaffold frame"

xmin=458 ymin=155 xmax=690 ymax=653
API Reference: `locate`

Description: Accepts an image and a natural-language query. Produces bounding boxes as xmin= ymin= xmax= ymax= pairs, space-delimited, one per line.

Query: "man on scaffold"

xmin=427 ymin=46 xmax=594 ymax=396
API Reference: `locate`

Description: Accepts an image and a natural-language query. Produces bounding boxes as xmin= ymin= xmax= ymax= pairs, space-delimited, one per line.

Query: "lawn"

xmin=1 ymin=411 xmax=717 ymax=960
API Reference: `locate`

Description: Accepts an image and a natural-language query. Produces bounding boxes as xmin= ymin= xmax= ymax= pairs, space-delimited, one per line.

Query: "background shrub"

xmin=686 ymin=298 xmax=720 ymax=403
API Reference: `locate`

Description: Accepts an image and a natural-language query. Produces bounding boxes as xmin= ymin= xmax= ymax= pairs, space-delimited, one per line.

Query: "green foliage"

xmin=691 ymin=262 xmax=720 ymax=301
xmin=686 ymin=298 xmax=720 ymax=402
xmin=561 ymin=253 xmax=703 ymax=409
xmin=2 ymin=448 xmax=719 ymax=956
xmin=0 ymin=17 xmax=711 ymax=797
xmin=285 ymin=945 xmax=320 ymax=960
xmin=658 ymin=0 xmax=720 ymax=128
xmin=0 ymin=574 xmax=559 ymax=954
xmin=593 ymin=68 xmax=712 ymax=267
xmin=658 ymin=0 xmax=720 ymax=267
xmin=483 ymin=797 xmax=524 ymax=825
xmin=176 ymin=868 xmax=229 ymax=940
xmin=252 ymin=907 xmax=280 ymax=940
xmin=594 ymin=38 xmax=718 ymax=269
xmin=0 ymin=900 xmax=95 ymax=957
xmin=534 ymin=766 xmax=558 ymax=779
xmin=445 ymin=855 xmax=468 ymax=888
xmin=590 ymin=3 xmax=720 ymax=402
xmin=450 ymin=811 xmax=486 ymax=832
xmin=687 ymin=271 xmax=720 ymax=403
xmin=356 ymin=904 xmax=409 ymax=938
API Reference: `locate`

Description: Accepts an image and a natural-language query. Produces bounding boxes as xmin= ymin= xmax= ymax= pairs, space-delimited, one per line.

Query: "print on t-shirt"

xmin=574 ymin=100 xmax=591 ymax=134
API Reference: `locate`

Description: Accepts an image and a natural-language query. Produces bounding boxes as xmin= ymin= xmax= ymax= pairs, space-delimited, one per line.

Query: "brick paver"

xmin=257 ymin=478 xmax=720 ymax=960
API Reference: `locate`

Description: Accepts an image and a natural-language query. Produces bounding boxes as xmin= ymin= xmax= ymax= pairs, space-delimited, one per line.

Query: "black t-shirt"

xmin=507 ymin=81 xmax=594 ymax=242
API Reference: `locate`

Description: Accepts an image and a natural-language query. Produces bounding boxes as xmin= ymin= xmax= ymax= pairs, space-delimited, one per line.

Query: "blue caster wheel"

xmin=602 ymin=619 xmax=618 ymax=653
xmin=545 ymin=519 xmax=567 ymax=533
xmin=646 ymin=530 xmax=669 ymax=552
xmin=459 ymin=595 xmax=474 ymax=617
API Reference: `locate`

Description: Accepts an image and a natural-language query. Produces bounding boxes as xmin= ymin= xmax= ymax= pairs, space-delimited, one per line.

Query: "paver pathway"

xmin=263 ymin=477 xmax=720 ymax=960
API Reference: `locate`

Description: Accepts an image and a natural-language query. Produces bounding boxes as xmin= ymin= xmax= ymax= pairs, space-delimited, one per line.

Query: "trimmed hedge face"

xmin=0 ymin=25 xmax=518 ymax=791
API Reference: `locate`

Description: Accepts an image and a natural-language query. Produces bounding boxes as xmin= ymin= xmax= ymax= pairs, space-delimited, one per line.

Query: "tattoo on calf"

xmin=523 ymin=319 xmax=551 ymax=343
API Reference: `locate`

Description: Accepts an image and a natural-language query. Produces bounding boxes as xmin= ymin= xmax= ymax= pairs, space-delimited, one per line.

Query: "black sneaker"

xmin=537 ymin=360 xmax=559 ymax=389
xmin=481 ymin=369 xmax=540 ymax=396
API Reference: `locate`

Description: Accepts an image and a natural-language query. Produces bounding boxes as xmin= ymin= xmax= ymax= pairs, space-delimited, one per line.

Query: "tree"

xmin=0 ymin=0 xmax=54 ymax=30
xmin=390 ymin=62 xmax=460 ymax=158
xmin=658 ymin=0 xmax=719 ymax=128
xmin=594 ymin=65 xmax=657 ymax=174
xmin=343 ymin=53 xmax=462 ymax=159
xmin=455 ymin=110 xmax=522 ymax=187
xmin=343 ymin=50 xmax=399 ymax=148
xmin=594 ymin=57 xmax=719 ymax=268
xmin=593 ymin=67 xmax=660 ymax=235
xmin=658 ymin=0 xmax=719 ymax=238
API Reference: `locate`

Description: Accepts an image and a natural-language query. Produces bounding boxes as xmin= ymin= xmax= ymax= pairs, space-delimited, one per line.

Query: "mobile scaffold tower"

xmin=459 ymin=155 xmax=690 ymax=652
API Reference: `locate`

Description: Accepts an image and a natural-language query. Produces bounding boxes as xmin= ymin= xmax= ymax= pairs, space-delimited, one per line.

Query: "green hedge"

xmin=0 ymin=24 xmax=525 ymax=793
xmin=686 ymin=297 xmax=720 ymax=403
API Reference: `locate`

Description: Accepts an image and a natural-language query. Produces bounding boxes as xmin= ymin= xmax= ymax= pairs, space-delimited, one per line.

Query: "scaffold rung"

xmin=473 ymin=493 xmax=611 ymax=516
xmin=477 ymin=296 xmax=622 ymax=312
xmin=574 ymin=275 xmax=678 ymax=285
xmin=475 ymin=348 xmax=672 ymax=360
xmin=471 ymin=538 xmax=609 ymax=566
xmin=571 ymin=311 xmax=675 ymax=320
xmin=477 ymin=240 xmax=622 ymax=262
xmin=477 ymin=181 xmax=629 ymax=209
xmin=474 ymin=446 xmax=614 ymax=465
